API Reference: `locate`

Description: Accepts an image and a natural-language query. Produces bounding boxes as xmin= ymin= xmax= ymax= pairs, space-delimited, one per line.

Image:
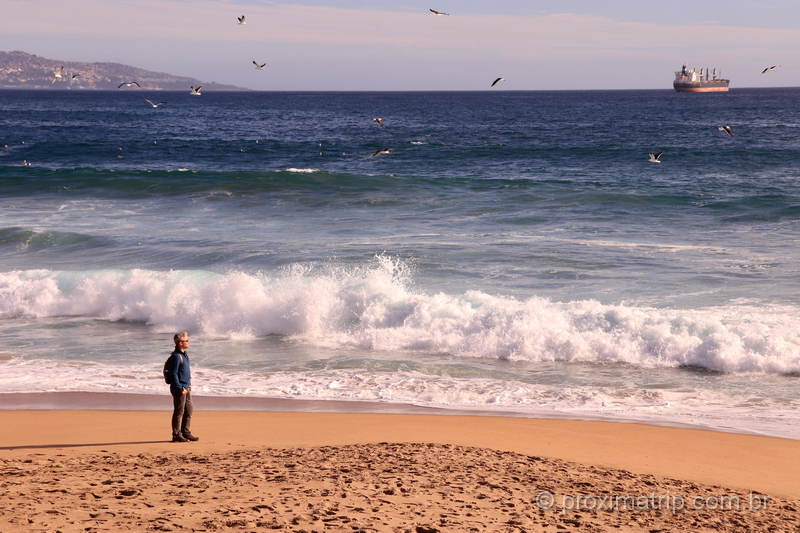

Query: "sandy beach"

xmin=1 ymin=396 xmax=799 ymax=532
xmin=5 ymin=6 xmax=800 ymax=531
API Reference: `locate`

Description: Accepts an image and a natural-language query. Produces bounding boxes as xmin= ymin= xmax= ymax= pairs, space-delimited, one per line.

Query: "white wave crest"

xmin=285 ymin=168 xmax=319 ymax=173
xmin=1 ymin=258 xmax=799 ymax=373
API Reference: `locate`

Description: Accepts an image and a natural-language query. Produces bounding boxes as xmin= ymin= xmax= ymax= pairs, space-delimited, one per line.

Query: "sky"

xmin=2 ymin=0 xmax=800 ymax=90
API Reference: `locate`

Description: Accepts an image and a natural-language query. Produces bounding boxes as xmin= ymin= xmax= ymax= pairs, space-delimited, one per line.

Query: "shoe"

xmin=172 ymin=434 xmax=188 ymax=442
xmin=182 ymin=433 xmax=199 ymax=442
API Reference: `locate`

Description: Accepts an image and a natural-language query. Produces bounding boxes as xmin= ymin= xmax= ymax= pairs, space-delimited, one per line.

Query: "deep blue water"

xmin=0 ymin=89 xmax=798 ymax=437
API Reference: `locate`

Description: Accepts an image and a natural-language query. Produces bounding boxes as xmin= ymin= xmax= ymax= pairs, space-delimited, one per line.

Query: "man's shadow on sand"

xmin=0 ymin=441 xmax=170 ymax=450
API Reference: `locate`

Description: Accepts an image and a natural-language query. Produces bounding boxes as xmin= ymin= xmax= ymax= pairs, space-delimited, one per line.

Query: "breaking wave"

xmin=1 ymin=256 xmax=799 ymax=374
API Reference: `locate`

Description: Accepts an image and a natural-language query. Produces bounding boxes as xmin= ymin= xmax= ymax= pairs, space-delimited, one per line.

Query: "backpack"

xmin=163 ymin=352 xmax=183 ymax=384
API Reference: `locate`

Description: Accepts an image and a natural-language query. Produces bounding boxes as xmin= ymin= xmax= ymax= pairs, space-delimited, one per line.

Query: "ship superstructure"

xmin=673 ymin=65 xmax=729 ymax=93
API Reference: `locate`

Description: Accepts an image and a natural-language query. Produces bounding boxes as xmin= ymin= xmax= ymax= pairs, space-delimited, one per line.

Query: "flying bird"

xmin=429 ymin=8 xmax=450 ymax=15
xmin=371 ymin=148 xmax=393 ymax=157
xmin=372 ymin=117 xmax=384 ymax=127
xmin=144 ymin=99 xmax=167 ymax=108
xmin=70 ymin=73 xmax=80 ymax=81
xmin=647 ymin=152 xmax=663 ymax=163
xmin=761 ymin=65 xmax=778 ymax=74
xmin=237 ymin=15 xmax=246 ymax=24
xmin=718 ymin=125 xmax=734 ymax=136
xmin=118 ymin=81 xmax=141 ymax=88
xmin=51 ymin=66 xmax=64 ymax=84
xmin=252 ymin=61 xmax=266 ymax=70
xmin=490 ymin=77 xmax=504 ymax=88
xmin=190 ymin=86 xmax=202 ymax=96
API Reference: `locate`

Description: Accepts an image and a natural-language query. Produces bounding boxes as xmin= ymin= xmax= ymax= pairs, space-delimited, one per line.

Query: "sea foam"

xmin=1 ymin=257 xmax=798 ymax=374
xmin=1 ymin=360 xmax=797 ymax=438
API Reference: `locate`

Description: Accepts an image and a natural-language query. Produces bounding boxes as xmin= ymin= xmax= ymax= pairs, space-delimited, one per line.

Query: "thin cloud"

xmin=1 ymin=0 xmax=798 ymax=89
xmin=3 ymin=0 xmax=798 ymax=49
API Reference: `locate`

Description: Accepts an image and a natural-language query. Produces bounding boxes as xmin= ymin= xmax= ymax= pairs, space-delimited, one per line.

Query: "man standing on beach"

xmin=167 ymin=331 xmax=199 ymax=442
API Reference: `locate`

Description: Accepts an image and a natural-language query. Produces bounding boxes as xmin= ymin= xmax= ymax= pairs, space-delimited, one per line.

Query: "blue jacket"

xmin=168 ymin=349 xmax=191 ymax=389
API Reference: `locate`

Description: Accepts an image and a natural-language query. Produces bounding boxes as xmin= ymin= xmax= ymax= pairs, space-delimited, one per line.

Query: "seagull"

xmin=70 ymin=73 xmax=80 ymax=81
xmin=718 ymin=125 xmax=734 ymax=136
xmin=252 ymin=61 xmax=267 ymax=70
xmin=371 ymin=148 xmax=393 ymax=157
xmin=429 ymin=8 xmax=450 ymax=15
xmin=190 ymin=86 xmax=202 ymax=96
xmin=118 ymin=81 xmax=141 ymax=88
xmin=51 ymin=66 xmax=64 ymax=84
xmin=491 ymin=77 xmax=504 ymax=88
xmin=761 ymin=65 xmax=778 ymax=74
xmin=21 ymin=160 xmax=31 ymax=166
xmin=144 ymin=99 xmax=167 ymax=108
xmin=372 ymin=117 xmax=385 ymax=127
xmin=647 ymin=152 xmax=663 ymax=163
xmin=237 ymin=15 xmax=246 ymax=24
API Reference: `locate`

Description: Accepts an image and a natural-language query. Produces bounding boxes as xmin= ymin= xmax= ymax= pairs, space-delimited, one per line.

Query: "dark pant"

xmin=170 ymin=386 xmax=193 ymax=436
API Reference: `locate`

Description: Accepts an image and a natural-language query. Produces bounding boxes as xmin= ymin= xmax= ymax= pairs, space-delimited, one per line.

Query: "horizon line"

xmin=1 ymin=86 xmax=799 ymax=93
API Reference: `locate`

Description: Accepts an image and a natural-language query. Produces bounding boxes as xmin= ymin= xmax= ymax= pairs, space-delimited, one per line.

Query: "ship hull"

xmin=674 ymin=86 xmax=729 ymax=93
xmin=673 ymin=81 xmax=729 ymax=93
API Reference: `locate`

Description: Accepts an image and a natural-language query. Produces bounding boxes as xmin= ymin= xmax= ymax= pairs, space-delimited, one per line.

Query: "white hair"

xmin=173 ymin=331 xmax=189 ymax=344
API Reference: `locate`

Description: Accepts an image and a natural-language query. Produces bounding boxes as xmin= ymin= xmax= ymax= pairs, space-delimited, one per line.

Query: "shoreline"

xmin=0 ymin=391 xmax=459 ymax=414
xmin=0 ymin=390 xmax=788 ymax=441
xmin=0 ymin=390 xmax=785 ymax=439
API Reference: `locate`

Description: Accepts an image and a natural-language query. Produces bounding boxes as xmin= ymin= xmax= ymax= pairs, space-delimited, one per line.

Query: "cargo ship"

xmin=673 ymin=65 xmax=729 ymax=92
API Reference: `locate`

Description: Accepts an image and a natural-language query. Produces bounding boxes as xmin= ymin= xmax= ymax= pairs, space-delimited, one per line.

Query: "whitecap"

xmin=0 ymin=260 xmax=798 ymax=375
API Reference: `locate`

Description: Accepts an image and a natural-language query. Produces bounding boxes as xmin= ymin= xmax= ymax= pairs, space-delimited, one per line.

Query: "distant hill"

xmin=0 ymin=50 xmax=246 ymax=91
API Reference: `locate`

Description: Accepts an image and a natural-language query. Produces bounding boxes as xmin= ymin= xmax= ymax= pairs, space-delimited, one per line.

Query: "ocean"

xmin=1 ymin=88 xmax=799 ymax=438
